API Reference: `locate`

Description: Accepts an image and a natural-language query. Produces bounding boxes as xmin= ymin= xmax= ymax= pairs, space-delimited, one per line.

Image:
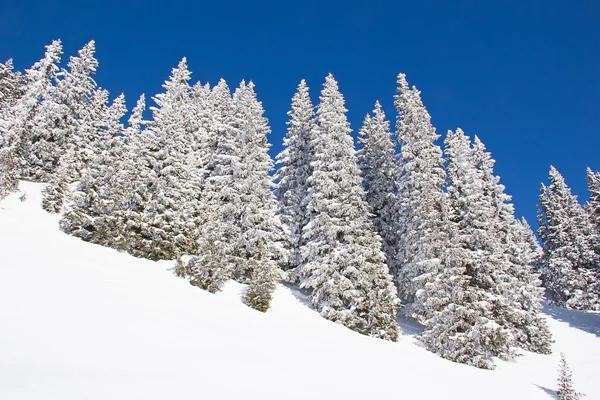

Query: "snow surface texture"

xmin=1 ymin=182 xmax=598 ymax=399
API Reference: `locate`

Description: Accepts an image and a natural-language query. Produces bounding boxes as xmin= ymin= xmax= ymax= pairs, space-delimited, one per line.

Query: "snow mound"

xmin=1 ymin=182 xmax=598 ymax=399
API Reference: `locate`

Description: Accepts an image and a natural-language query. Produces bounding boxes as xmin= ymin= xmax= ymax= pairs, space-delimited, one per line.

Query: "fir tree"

xmin=538 ymin=166 xmax=600 ymax=310
xmin=186 ymin=79 xmax=239 ymax=289
xmin=28 ymin=40 xmax=97 ymax=181
xmin=231 ymin=81 xmax=280 ymax=310
xmin=419 ymin=129 xmax=513 ymax=369
xmin=0 ymin=60 xmax=21 ymax=196
xmin=471 ymin=135 xmax=552 ymax=355
xmin=357 ymin=101 xmax=400 ymax=278
xmin=394 ymin=73 xmax=449 ymax=319
xmin=9 ymin=40 xmax=63 ymax=181
xmin=141 ymin=58 xmax=196 ymax=259
xmin=274 ymin=79 xmax=316 ymax=275
xmin=557 ymin=353 xmax=585 ymax=400
xmin=585 ymin=167 xmax=600 ymax=234
xmin=299 ymin=74 xmax=400 ymax=340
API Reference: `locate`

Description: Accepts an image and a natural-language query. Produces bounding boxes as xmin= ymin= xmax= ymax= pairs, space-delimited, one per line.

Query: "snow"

xmin=1 ymin=182 xmax=598 ymax=399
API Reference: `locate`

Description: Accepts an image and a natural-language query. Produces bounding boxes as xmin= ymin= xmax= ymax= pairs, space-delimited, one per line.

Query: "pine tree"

xmin=394 ymin=73 xmax=449 ymax=319
xmin=585 ymin=167 xmax=600 ymax=234
xmin=357 ymin=101 xmax=400 ymax=278
xmin=0 ymin=59 xmax=24 ymax=197
xmin=9 ymin=40 xmax=63 ymax=181
xmin=28 ymin=40 xmax=97 ymax=181
xmin=471 ymin=135 xmax=552 ymax=355
xmin=232 ymin=81 xmax=280 ymax=310
xmin=186 ymin=79 xmax=239 ymax=289
xmin=418 ymin=129 xmax=513 ymax=369
xmin=557 ymin=353 xmax=585 ymax=400
xmin=538 ymin=166 xmax=600 ymax=310
xmin=299 ymin=74 xmax=400 ymax=340
xmin=274 ymin=79 xmax=315 ymax=275
xmin=60 ymin=93 xmax=128 ymax=243
xmin=141 ymin=58 xmax=196 ymax=259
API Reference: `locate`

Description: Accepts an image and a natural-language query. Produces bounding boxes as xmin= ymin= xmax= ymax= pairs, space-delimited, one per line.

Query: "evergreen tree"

xmin=186 ymin=79 xmax=239 ymax=289
xmin=232 ymin=82 xmax=280 ymax=310
xmin=274 ymin=79 xmax=315 ymax=275
xmin=538 ymin=166 xmax=600 ymax=310
xmin=585 ymin=167 xmax=600 ymax=234
xmin=557 ymin=353 xmax=585 ymax=400
xmin=28 ymin=40 xmax=97 ymax=181
xmin=60 ymin=93 xmax=128 ymax=243
xmin=394 ymin=73 xmax=449 ymax=319
xmin=357 ymin=101 xmax=400 ymax=278
xmin=472 ymin=135 xmax=552 ymax=355
xmin=9 ymin=40 xmax=63 ymax=181
xmin=419 ymin=129 xmax=513 ymax=369
xmin=298 ymin=74 xmax=399 ymax=341
xmin=0 ymin=59 xmax=24 ymax=197
xmin=141 ymin=58 xmax=195 ymax=259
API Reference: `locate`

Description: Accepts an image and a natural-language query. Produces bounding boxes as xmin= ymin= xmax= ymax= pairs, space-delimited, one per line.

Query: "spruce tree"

xmin=141 ymin=58 xmax=196 ymax=259
xmin=357 ymin=101 xmax=400 ymax=278
xmin=232 ymin=81 xmax=280 ymax=310
xmin=557 ymin=353 xmax=585 ymax=400
xmin=538 ymin=166 xmax=600 ymax=310
xmin=274 ymin=79 xmax=315 ymax=275
xmin=299 ymin=74 xmax=399 ymax=341
xmin=419 ymin=129 xmax=513 ymax=369
xmin=471 ymin=135 xmax=552 ymax=355
xmin=585 ymin=167 xmax=600 ymax=234
xmin=187 ymin=79 xmax=239 ymax=289
xmin=394 ymin=73 xmax=449 ymax=319
xmin=29 ymin=40 xmax=98 ymax=181
xmin=0 ymin=59 xmax=24 ymax=198
xmin=9 ymin=40 xmax=63 ymax=181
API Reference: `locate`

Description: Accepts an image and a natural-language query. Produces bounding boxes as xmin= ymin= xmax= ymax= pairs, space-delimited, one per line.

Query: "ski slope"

xmin=1 ymin=182 xmax=598 ymax=399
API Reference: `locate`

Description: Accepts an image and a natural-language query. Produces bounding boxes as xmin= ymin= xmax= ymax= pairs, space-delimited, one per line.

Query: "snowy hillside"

xmin=1 ymin=182 xmax=598 ymax=400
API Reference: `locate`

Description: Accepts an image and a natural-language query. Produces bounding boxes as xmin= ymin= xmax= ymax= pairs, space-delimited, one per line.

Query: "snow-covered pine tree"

xmin=419 ymin=128 xmax=513 ymax=369
xmin=43 ymin=87 xmax=109 ymax=214
xmin=141 ymin=58 xmax=196 ymax=260
xmin=0 ymin=59 xmax=24 ymax=198
xmin=60 ymin=93 xmax=128 ymax=244
xmin=394 ymin=73 xmax=449 ymax=319
xmin=298 ymin=73 xmax=399 ymax=341
xmin=585 ymin=168 xmax=600 ymax=234
xmin=232 ymin=81 xmax=280 ymax=311
xmin=274 ymin=79 xmax=316 ymax=275
xmin=28 ymin=40 xmax=98 ymax=182
xmin=471 ymin=135 xmax=552 ymax=355
xmin=115 ymin=94 xmax=161 ymax=259
xmin=111 ymin=94 xmax=148 ymax=252
xmin=8 ymin=40 xmax=63 ymax=181
xmin=357 ymin=101 xmax=400 ymax=278
xmin=187 ymin=79 xmax=239 ymax=290
xmin=538 ymin=166 xmax=600 ymax=310
xmin=557 ymin=353 xmax=585 ymax=400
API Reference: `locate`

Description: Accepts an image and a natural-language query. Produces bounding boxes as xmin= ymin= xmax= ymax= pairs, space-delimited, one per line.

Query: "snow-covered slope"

xmin=1 ymin=182 xmax=598 ymax=399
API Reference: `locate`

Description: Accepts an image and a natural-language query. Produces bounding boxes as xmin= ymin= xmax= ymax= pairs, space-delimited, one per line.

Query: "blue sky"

xmin=1 ymin=0 xmax=598 ymax=227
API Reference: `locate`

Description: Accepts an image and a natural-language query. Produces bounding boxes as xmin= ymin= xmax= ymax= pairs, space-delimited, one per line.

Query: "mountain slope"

xmin=1 ymin=182 xmax=598 ymax=399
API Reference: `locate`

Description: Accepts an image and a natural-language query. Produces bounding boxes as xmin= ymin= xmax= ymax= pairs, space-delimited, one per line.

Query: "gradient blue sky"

xmin=1 ymin=0 xmax=598 ymax=227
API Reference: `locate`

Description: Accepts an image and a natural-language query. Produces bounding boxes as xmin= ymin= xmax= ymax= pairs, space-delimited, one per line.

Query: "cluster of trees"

xmin=537 ymin=166 xmax=600 ymax=311
xmin=0 ymin=39 xmax=571 ymax=370
xmin=0 ymin=40 xmax=281 ymax=313
xmin=276 ymin=73 xmax=552 ymax=367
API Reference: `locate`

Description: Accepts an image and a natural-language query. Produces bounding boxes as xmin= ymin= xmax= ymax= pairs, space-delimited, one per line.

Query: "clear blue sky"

xmin=1 ymin=0 xmax=598 ymax=227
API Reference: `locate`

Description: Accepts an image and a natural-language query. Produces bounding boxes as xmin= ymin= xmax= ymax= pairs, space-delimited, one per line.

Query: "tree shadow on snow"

xmin=534 ymin=384 xmax=556 ymax=398
xmin=543 ymin=300 xmax=600 ymax=338
xmin=397 ymin=314 xmax=425 ymax=337
xmin=281 ymin=282 xmax=312 ymax=307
